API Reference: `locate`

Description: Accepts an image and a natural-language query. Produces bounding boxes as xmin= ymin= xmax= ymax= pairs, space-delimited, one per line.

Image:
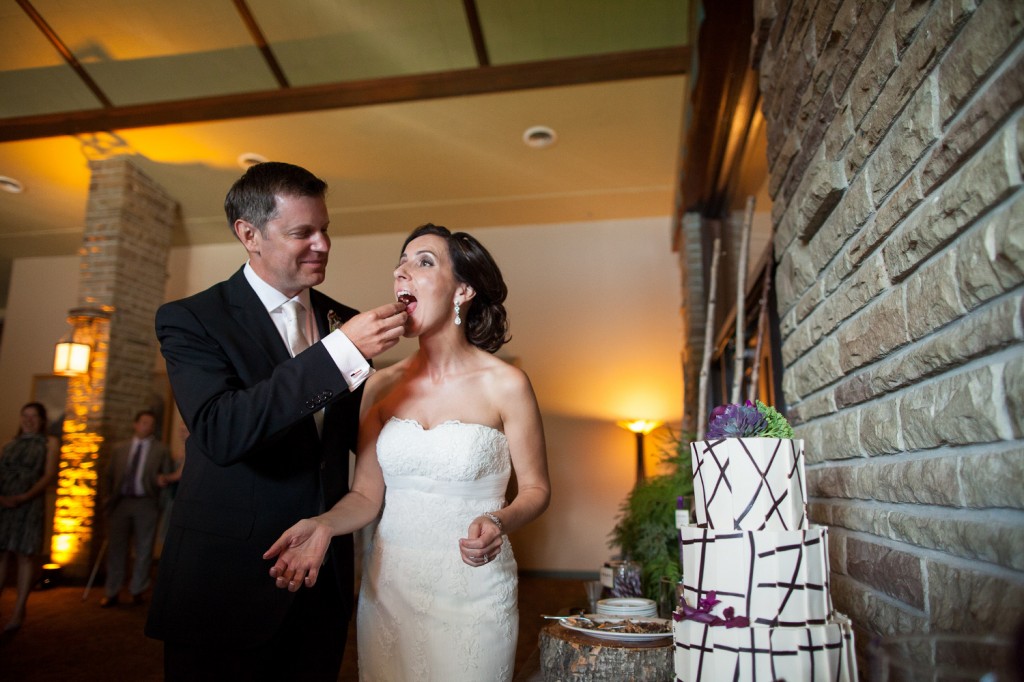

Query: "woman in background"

xmin=265 ymin=224 xmax=550 ymax=681
xmin=0 ymin=402 xmax=59 ymax=633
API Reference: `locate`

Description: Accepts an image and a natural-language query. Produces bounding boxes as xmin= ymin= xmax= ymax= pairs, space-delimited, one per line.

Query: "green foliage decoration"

xmin=755 ymin=400 xmax=794 ymax=439
xmin=608 ymin=430 xmax=694 ymax=601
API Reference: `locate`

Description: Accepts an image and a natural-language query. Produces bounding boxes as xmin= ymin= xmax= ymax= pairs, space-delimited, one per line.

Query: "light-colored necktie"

xmin=282 ymin=299 xmax=310 ymax=357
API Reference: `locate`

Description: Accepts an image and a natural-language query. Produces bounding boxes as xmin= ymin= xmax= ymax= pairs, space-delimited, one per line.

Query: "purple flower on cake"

xmin=707 ymin=401 xmax=767 ymax=438
xmin=706 ymin=399 xmax=794 ymax=439
xmin=673 ymin=590 xmax=751 ymax=628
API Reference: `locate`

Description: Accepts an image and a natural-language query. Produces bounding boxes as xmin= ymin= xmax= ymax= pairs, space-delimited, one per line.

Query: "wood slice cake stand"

xmin=538 ymin=621 xmax=674 ymax=681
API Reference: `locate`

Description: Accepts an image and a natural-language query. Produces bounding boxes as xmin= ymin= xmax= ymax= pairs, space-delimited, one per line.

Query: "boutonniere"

xmin=327 ymin=310 xmax=342 ymax=334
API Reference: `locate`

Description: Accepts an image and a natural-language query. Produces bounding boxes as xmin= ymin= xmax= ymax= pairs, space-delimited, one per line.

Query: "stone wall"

xmin=753 ymin=0 xmax=1024 ymax=665
xmin=52 ymin=156 xmax=177 ymax=577
xmin=82 ymin=156 xmax=177 ymax=440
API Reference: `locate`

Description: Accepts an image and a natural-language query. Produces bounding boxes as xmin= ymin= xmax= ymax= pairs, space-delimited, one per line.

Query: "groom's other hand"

xmin=341 ymin=302 xmax=408 ymax=359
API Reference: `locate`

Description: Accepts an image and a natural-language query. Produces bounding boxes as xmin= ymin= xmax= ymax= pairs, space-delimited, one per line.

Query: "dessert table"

xmin=537 ymin=621 xmax=673 ymax=681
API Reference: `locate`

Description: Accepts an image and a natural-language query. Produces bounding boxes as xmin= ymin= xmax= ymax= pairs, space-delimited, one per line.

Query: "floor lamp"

xmin=617 ymin=420 xmax=662 ymax=486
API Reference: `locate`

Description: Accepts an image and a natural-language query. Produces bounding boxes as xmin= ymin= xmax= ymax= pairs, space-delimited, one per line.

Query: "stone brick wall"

xmin=753 ymin=0 xmax=1024 ymax=665
xmin=82 ymin=156 xmax=177 ymax=441
xmin=51 ymin=156 xmax=177 ymax=577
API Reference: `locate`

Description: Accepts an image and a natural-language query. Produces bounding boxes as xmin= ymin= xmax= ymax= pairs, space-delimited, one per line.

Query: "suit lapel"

xmin=224 ymin=268 xmax=290 ymax=366
xmin=309 ymin=289 xmax=331 ymax=341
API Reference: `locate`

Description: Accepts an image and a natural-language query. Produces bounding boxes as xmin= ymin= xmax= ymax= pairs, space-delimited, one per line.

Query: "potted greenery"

xmin=608 ymin=430 xmax=694 ymax=601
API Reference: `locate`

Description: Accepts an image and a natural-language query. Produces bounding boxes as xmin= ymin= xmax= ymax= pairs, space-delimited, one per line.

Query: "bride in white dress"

xmin=264 ymin=224 xmax=551 ymax=681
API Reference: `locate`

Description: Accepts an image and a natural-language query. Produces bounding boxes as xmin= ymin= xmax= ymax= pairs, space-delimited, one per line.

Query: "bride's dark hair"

xmin=401 ymin=224 xmax=511 ymax=353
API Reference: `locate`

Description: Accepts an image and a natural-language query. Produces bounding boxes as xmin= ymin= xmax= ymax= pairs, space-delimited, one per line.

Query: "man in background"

xmin=100 ymin=409 xmax=173 ymax=607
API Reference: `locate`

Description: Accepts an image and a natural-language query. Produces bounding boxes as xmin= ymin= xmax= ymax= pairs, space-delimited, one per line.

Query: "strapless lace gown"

xmin=356 ymin=418 xmax=519 ymax=682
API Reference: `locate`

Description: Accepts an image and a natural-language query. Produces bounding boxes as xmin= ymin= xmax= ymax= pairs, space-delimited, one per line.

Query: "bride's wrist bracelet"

xmin=483 ymin=512 xmax=504 ymax=534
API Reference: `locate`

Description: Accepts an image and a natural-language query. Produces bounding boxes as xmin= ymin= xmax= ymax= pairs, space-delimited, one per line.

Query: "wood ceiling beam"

xmin=676 ymin=0 xmax=754 ymax=217
xmin=0 ymin=46 xmax=689 ymax=142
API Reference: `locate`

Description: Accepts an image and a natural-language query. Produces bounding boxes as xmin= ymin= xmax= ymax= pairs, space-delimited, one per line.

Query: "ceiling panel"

xmin=82 ymin=49 xmax=279 ymax=104
xmin=0 ymin=2 xmax=67 ymax=69
xmin=30 ymin=0 xmax=274 ymax=104
xmin=477 ymin=0 xmax=689 ymax=63
xmin=0 ymin=4 xmax=103 ymax=117
xmin=32 ymin=0 xmax=256 ymax=59
xmin=250 ymin=0 xmax=479 ymax=85
xmin=0 ymin=65 xmax=103 ymax=118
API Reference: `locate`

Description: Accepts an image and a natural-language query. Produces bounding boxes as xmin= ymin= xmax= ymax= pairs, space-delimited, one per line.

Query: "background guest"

xmin=0 ymin=402 xmax=59 ymax=632
xmin=100 ymin=409 xmax=173 ymax=607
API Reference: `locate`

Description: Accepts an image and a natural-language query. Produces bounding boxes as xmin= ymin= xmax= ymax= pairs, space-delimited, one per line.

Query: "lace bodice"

xmin=373 ymin=417 xmax=512 ymax=548
xmin=376 ymin=417 xmax=511 ymax=480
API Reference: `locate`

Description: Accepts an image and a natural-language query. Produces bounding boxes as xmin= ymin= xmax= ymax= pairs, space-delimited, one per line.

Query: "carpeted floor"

xmin=0 ymin=572 xmax=587 ymax=681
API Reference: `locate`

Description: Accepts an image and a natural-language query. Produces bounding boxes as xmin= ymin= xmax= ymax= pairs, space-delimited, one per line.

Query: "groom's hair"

xmin=225 ymin=161 xmax=327 ymax=238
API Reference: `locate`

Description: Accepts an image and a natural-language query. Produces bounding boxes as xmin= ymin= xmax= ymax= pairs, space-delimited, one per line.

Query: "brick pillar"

xmin=51 ymin=156 xmax=177 ymax=579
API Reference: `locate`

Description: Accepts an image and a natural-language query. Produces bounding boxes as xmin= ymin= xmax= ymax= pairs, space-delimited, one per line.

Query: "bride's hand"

xmin=459 ymin=516 xmax=503 ymax=568
xmin=263 ymin=518 xmax=332 ymax=591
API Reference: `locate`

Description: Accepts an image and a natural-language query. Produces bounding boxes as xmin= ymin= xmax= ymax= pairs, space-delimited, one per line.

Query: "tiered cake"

xmin=673 ymin=434 xmax=858 ymax=681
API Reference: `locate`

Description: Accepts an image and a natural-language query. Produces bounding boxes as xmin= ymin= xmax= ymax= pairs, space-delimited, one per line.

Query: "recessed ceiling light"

xmin=523 ymin=126 xmax=557 ymax=149
xmin=237 ymin=153 xmax=268 ymax=169
xmin=0 ymin=176 xmax=24 ymax=194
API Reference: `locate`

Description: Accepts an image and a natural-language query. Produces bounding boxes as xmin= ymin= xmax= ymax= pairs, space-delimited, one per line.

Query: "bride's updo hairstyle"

xmin=402 ymin=223 xmax=511 ymax=353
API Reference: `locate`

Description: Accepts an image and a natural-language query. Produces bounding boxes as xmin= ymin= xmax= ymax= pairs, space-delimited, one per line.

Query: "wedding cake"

xmin=673 ymin=402 xmax=858 ymax=681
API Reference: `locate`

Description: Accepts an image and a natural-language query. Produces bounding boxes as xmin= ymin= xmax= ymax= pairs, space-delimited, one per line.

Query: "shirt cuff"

xmin=322 ymin=330 xmax=375 ymax=390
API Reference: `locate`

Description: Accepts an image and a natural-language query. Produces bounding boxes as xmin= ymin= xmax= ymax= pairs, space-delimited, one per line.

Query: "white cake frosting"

xmin=674 ymin=612 xmax=857 ymax=682
xmin=690 ymin=438 xmax=808 ymax=531
xmin=675 ymin=437 xmax=857 ymax=682
xmin=679 ymin=525 xmax=832 ymax=627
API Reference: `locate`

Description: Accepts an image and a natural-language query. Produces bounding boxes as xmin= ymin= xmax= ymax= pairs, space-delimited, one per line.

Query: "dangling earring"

xmin=453 ymin=299 xmax=462 ymax=326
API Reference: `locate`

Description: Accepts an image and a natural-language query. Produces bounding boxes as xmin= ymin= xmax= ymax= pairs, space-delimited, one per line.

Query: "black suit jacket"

xmin=145 ymin=267 xmax=361 ymax=647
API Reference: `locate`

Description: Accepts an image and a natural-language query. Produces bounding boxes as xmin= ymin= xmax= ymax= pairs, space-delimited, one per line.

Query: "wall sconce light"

xmin=617 ymin=419 xmax=663 ymax=485
xmin=53 ymin=339 xmax=91 ymax=376
xmin=52 ymin=306 xmax=110 ymax=376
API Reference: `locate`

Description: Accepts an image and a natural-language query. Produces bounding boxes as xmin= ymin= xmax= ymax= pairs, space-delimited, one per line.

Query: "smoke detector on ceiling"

xmin=237 ymin=153 xmax=269 ymax=169
xmin=0 ymin=176 xmax=24 ymax=194
xmin=523 ymin=126 xmax=557 ymax=149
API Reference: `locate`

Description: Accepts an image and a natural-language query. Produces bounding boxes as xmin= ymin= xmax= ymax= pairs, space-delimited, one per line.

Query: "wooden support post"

xmin=731 ymin=196 xmax=755 ymax=404
xmin=748 ymin=258 xmax=773 ymax=404
xmin=697 ymin=236 xmax=722 ymax=441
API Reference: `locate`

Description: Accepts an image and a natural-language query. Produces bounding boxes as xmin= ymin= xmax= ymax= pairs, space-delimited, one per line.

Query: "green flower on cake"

xmin=706 ymin=400 xmax=793 ymax=439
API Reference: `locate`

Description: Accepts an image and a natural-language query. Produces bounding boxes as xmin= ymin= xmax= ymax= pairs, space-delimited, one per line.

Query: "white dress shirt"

xmin=243 ymin=262 xmax=373 ymax=391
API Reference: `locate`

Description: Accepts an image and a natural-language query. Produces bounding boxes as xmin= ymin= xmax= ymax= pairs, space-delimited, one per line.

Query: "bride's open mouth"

xmin=397 ymin=289 xmax=417 ymax=314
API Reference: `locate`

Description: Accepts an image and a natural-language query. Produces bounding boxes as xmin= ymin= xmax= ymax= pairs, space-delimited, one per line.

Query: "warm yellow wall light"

xmin=53 ymin=340 xmax=91 ymax=376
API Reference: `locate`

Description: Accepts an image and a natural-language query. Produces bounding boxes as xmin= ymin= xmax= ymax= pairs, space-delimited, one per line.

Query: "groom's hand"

xmin=340 ymin=302 xmax=408 ymax=359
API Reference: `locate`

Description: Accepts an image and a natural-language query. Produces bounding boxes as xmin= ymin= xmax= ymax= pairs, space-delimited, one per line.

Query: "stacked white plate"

xmin=595 ymin=597 xmax=657 ymax=618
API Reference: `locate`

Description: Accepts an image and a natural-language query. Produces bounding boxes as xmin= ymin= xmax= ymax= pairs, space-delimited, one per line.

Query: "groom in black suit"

xmin=145 ymin=162 xmax=407 ymax=680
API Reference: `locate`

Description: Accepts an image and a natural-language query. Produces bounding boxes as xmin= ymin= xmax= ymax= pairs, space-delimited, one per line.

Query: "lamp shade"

xmin=617 ymin=419 xmax=662 ymax=435
xmin=53 ymin=341 xmax=90 ymax=376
